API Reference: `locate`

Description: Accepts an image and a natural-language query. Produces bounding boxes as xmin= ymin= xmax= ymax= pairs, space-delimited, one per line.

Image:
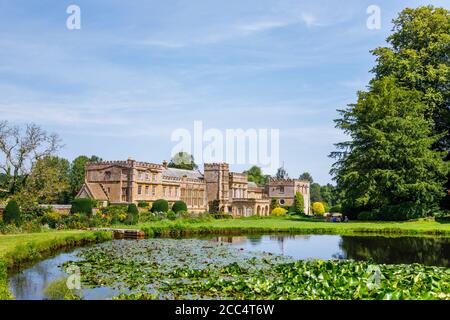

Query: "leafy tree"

xmin=69 ymin=155 xmax=102 ymax=198
xmin=320 ymin=184 xmax=338 ymax=206
xmin=310 ymin=183 xmax=323 ymax=203
xmin=243 ymin=166 xmax=270 ymax=185
xmin=22 ymin=156 xmax=71 ymax=204
xmin=168 ymin=152 xmax=198 ymax=170
xmin=151 ymin=199 xmax=169 ymax=213
xmin=299 ymin=172 xmax=313 ymax=183
xmin=275 ymin=167 xmax=289 ymax=179
xmin=370 ymin=6 xmax=450 ymax=208
xmin=3 ymin=199 xmax=21 ymax=226
xmin=372 ymin=6 xmax=450 ymax=150
xmin=331 ymin=77 xmax=450 ymax=219
xmin=312 ymin=202 xmax=325 ymax=215
xmin=294 ymin=192 xmax=305 ymax=215
xmin=0 ymin=121 xmax=62 ymax=195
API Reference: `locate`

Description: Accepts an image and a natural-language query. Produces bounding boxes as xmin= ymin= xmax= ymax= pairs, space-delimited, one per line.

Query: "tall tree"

xmin=0 ymin=121 xmax=62 ymax=195
xmin=371 ymin=6 xmax=450 ymax=207
xmin=69 ymin=155 xmax=102 ymax=197
xmin=331 ymin=77 xmax=449 ymax=219
xmin=21 ymin=156 xmax=71 ymax=204
xmin=243 ymin=166 xmax=270 ymax=185
xmin=310 ymin=183 xmax=322 ymax=203
xmin=299 ymin=172 xmax=314 ymax=183
xmin=168 ymin=152 xmax=198 ymax=170
xmin=275 ymin=167 xmax=289 ymax=179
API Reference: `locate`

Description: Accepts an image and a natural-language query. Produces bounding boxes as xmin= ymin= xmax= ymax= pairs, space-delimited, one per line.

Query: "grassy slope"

xmin=123 ymin=216 xmax=450 ymax=236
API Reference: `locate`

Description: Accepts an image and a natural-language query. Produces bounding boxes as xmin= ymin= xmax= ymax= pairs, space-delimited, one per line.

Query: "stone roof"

xmin=247 ymin=181 xmax=259 ymax=189
xmin=79 ymin=182 xmax=109 ymax=201
xmin=162 ymin=167 xmax=203 ymax=180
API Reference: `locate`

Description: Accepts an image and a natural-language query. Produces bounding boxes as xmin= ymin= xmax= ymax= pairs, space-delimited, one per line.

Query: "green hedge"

xmin=70 ymin=198 xmax=94 ymax=216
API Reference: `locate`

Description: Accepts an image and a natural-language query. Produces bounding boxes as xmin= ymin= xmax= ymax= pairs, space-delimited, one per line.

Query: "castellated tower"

xmin=204 ymin=163 xmax=230 ymax=207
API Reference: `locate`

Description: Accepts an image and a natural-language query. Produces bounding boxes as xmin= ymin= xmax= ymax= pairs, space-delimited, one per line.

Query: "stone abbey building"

xmin=77 ymin=158 xmax=311 ymax=216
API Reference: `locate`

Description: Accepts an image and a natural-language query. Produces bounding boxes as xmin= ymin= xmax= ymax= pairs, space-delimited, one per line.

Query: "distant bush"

xmin=357 ymin=211 xmax=377 ymax=221
xmin=166 ymin=210 xmax=177 ymax=220
xmin=126 ymin=203 xmax=139 ymax=225
xmin=312 ymin=202 xmax=325 ymax=215
xmin=137 ymin=201 xmax=149 ymax=208
xmin=70 ymin=198 xmax=93 ymax=216
xmin=213 ymin=212 xmax=233 ymax=219
xmin=172 ymin=201 xmax=188 ymax=213
xmin=101 ymin=205 xmax=127 ymax=224
xmin=151 ymin=199 xmax=169 ymax=213
xmin=271 ymin=207 xmax=288 ymax=216
xmin=42 ymin=211 xmax=67 ymax=229
xmin=329 ymin=204 xmax=342 ymax=213
xmin=3 ymin=200 xmax=21 ymax=226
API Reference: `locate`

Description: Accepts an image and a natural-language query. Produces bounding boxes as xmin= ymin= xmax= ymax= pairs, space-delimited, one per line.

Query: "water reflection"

xmin=213 ymin=235 xmax=450 ymax=267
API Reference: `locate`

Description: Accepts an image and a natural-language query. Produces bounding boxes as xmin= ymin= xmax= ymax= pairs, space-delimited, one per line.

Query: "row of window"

xmin=137 ymin=171 xmax=159 ymax=182
xmin=137 ymin=185 xmax=157 ymax=196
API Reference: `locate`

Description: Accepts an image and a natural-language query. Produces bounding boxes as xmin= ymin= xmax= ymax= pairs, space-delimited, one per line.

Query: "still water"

xmin=9 ymin=234 xmax=450 ymax=300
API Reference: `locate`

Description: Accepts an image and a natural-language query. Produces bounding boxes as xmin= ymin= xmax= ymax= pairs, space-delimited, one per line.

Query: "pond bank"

xmin=0 ymin=230 xmax=112 ymax=300
xmin=118 ymin=217 xmax=450 ymax=238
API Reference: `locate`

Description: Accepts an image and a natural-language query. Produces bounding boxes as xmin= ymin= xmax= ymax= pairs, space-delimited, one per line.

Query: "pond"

xmin=8 ymin=234 xmax=450 ymax=300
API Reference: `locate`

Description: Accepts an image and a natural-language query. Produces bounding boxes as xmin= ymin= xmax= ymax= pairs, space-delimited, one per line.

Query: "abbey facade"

xmin=77 ymin=158 xmax=310 ymax=216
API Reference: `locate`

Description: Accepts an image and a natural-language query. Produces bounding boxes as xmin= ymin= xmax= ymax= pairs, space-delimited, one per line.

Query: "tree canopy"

xmin=243 ymin=166 xmax=270 ymax=185
xmin=331 ymin=77 xmax=449 ymax=219
xmin=299 ymin=172 xmax=314 ymax=183
xmin=168 ymin=152 xmax=198 ymax=170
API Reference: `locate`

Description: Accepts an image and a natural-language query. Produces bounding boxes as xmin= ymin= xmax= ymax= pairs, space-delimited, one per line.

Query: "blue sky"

xmin=0 ymin=0 xmax=448 ymax=184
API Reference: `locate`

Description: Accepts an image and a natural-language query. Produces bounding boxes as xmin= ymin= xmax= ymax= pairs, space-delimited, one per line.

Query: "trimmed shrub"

xmin=70 ymin=198 xmax=93 ymax=216
xmin=137 ymin=201 xmax=149 ymax=208
xmin=271 ymin=207 xmax=288 ymax=216
xmin=3 ymin=200 xmax=21 ymax=226
xmin=294 ymin=192 xmax=305 ymax=215
xmin=172 ymin=200 xmax=188 ymax=213
xmin=312 ymin=202 xmax=325 ymax=215
xmin=151 ymin=199 xmax=169 ymax=213
xmin=126 ymin=204 xmax=139 ymax=225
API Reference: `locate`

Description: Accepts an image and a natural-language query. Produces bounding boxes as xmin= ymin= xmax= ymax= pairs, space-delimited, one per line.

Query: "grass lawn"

xmin=0 ymin=230 xmax=89 ymax=258
xmin=120 ymin=216 xmax=450 ymax=236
